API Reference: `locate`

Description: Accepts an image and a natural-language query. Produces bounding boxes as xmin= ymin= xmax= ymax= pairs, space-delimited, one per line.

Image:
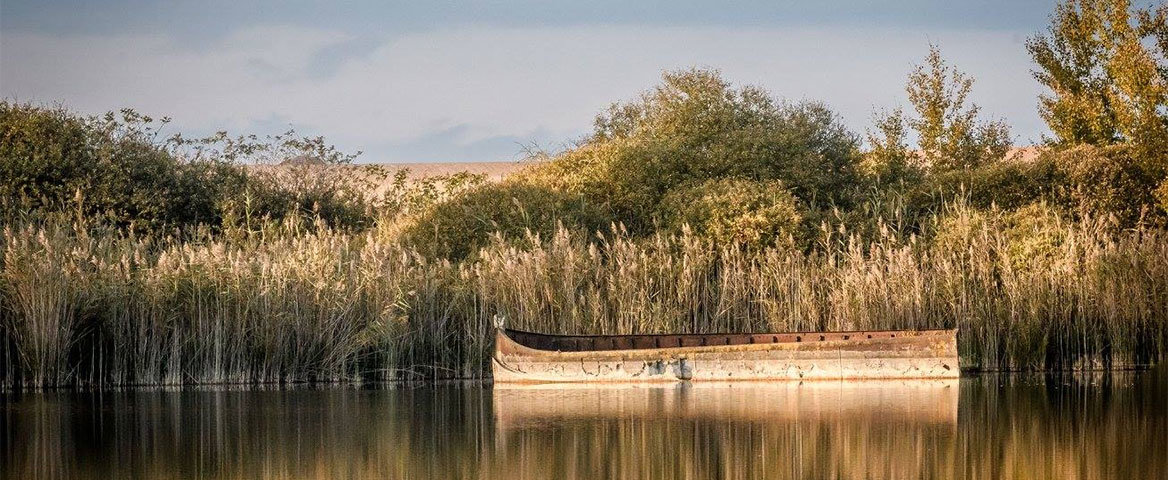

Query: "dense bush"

xmin=0 ymin=103 xmax=252 ymax=231
xmin=1047 ymin=144 xmax=1166 ymax=225
xmin=411 ymin=69 xmax=864 ymax=258
xmin=909 ymin=156 xmax=1061 ymax=213
xmin=238 ymin=165 xmax=375 ymax=232
xmin=657 ymin=178 xmax=803 ymax=248
xmin=888 ymin=144 xmax=1165 ymax=234
xmin=582 ymin=69 xmax=862 ymax=215
xmin=0 ymin=102 xmax=376 ymax=232
xmin=931 ymin=201 xmax=1073 ymax=271
xmin=400 ymin=180 xmax=609 ymax=260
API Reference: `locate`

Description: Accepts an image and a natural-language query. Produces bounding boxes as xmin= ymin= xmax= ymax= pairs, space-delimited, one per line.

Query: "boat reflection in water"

xmin=491 ymin=380 xmax=959 ymax=479
xmin=494 ymin=379 xmax=959 ymax=426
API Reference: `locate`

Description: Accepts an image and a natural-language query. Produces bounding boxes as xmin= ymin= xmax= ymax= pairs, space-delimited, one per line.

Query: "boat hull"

xmin=492 ymin=328 xmax=959 ymax=383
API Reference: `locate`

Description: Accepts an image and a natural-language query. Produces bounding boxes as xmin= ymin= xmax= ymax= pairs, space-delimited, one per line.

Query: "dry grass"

xmin=1 ymin=202 xmax=1165 ymax=389
xmin=2 ymin=199 xmax=1158 ymax=390
xmin=249 ymin=160 xmax=527 ymax=201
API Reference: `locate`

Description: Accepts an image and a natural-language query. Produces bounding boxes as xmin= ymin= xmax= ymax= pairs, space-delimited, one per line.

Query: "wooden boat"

xmin=492 ymin=327 xmax=959 ymax=383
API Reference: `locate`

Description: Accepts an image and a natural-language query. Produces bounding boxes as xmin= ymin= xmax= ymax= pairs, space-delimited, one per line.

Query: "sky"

xmin=1 ymin=1 xmax=1061 ymax=163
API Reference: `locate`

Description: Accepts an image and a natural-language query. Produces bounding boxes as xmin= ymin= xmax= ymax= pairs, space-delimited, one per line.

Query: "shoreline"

xmin=3 ymin=364 xmax=1160 ymax=394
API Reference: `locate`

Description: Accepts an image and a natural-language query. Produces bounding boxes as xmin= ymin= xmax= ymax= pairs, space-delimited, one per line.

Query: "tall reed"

xmin=1 ymin=203 xmax=1165 ymax=389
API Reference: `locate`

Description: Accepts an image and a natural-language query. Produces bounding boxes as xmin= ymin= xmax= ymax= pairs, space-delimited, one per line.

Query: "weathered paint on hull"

xmin=492 ymin=329 xmax=959 ymax=383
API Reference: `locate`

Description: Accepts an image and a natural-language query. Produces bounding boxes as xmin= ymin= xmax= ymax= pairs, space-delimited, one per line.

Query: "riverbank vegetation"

xmin=2 ymin=0 xmax=1167 ymax=388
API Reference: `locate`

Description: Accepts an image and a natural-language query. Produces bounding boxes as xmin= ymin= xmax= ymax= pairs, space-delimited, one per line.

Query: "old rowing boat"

xmin=492 ymin=327 xmax=959 ymax=383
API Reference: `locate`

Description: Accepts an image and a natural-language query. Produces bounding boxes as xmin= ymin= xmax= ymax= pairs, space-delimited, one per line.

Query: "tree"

xmin=1027 ymin=0 xmax=1168 ymax=150
xmin=537 ymin=68 xmax=863 ymax=232
xmin=905 ymin=46 xmax=1012 ymax=172
xmin=406 ymin=69 xmax=866 ymax=256
xmin=1027 ymin=1 xmax=1168 ymax=223
xmin=863 ymin=107 xmax=922 ymax=185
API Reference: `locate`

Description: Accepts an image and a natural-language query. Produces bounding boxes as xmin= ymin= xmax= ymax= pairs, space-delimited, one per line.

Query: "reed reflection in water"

xmin=2 ymin=373 xmax=1165 ymax=479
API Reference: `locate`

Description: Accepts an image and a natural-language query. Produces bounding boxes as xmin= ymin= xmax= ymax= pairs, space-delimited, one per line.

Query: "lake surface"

xmin=2 ymin=372 xmax=1165 ymax=479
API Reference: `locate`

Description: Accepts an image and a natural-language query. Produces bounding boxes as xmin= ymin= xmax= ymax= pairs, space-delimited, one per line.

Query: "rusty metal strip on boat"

xmin=492 ymin=327 xmax=959 ymax=383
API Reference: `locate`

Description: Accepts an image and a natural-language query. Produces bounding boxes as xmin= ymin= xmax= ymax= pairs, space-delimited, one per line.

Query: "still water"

xmin=2 ymin=372 xmax=1165 ymax=480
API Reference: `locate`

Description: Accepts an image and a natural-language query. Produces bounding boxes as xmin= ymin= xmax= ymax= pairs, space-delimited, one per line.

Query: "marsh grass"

xmin=1 ymin=203 xmax=1166 ymax=389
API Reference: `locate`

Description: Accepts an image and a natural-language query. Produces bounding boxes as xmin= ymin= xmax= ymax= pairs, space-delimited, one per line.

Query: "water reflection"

xmin=2 ymin=373 xmax=1164 ymax=479
xmin=494 ymin=380 xmax=958 ymax=479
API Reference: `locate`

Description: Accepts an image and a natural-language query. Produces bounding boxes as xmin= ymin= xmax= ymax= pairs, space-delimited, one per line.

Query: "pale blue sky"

xmin=2 ymin=1 xmax=1064 ymax=162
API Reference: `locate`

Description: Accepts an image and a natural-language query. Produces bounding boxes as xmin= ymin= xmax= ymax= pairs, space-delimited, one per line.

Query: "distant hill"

xmin=258 ymin=160 xmax=530 ymax=181
xmin=262 ymin=147 xmax=1044 ymax=187
xmin=374 ymin=161 xmax=528 ymax=181
xmin=279 ymin=154 xmax=327 ymax=167
xmin=252 ymin=160 xmax=532 ymax=200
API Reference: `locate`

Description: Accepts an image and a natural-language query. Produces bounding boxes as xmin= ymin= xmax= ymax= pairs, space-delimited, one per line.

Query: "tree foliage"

xmin=410 ymin=68 xmax=865 ymax=258
xmin=864 ymin=107 xmax=923 ymax=186
xmin=400 ymin=180 xmax=608 ymax=260
xmin=905 ymin=46 xmax=1011 ymax=172
xmin=1028 ymin=0 xmax=1168 ymax=150
xmin=658 ymin=178 xmax=803 ymax=249
xmin=0 ymin=103 xmax=250 ymax=231
xmin=1027 ymin=0 xmax=1168 ymax=222
xmin=591 ymin=69 xmax=861 ymax=207
xmin=540 ymin=68 xmax=860 ymax=229
xmin=0 ymin=102 xmax=373 ymax=232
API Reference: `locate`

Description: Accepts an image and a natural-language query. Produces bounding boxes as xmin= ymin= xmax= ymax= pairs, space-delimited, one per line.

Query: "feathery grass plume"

xmin=2 ymin=200 xmax=1166 ymax=389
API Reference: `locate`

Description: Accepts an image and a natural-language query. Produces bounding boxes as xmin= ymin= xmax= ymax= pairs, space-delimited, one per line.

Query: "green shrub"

xmin=237 ymin=166 xmax=376 ymax=231
xmin=846 ymin=155 xmax=1062 ymax=244
xmin=0 ymin=103 xmax=91 ymax=216
xmin=895 ymin=144 xmax=1165 ymax=232
xmin=1156 ymin=179 xmax=1168 ymax=214
xmin=0 ymin=103 xmax=249 ymax=231
xmin=905 ymin=46 xmax=1011 ymax=172
xmin=418 ymin=69 xmax=863 ymax=256
xmin=657 ymin=178 xmax=803 ymax=248
xmin=915 ymin=156 xmax=1062 ymax=213
xmin=581 ymin=69 xmax=862 ymax=219
xmin=0 ymin=102 xmax=374 ymax=232
xmin=400 ymin=180 xmax=609 ymax=260
xmin=998 ymin=202 xmax=1071 ymax=269
xmin=931 ymin=201 xmax=1071 ymax=272
xmin=1047 ymin=144 xmax=1165 ymax=225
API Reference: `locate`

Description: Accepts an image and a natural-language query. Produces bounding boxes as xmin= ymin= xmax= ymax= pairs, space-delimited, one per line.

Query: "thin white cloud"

xmin=1 ymin=25 xmax=1045 ymax=161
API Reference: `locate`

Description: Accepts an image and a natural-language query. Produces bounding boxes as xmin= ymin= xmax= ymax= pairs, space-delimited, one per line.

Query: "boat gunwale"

xmin=502 ymin=327 xmax=956 ymax=340
xmin=497 ymin=327 xmax=958 ymax=358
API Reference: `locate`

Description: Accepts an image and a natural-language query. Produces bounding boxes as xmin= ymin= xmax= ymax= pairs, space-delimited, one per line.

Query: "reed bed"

xmin=1 ymin=206 xmax=1166 ymax=389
